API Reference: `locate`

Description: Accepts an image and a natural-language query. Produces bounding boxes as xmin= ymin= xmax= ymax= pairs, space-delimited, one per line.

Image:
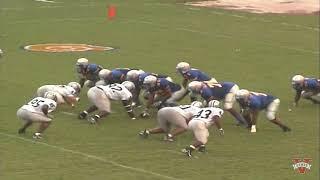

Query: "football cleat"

xmin=163 ymin=134 xmax=174 ymax=142
xmin=88 ymin=115 xmax=99 ymax=124
xmin=198 ymin=145 xmax=206 ymax=153
xmin=182 ymin=147 xmax=193 ymax=157
xmin=78 ymin=111 xmax=88 ymax=119
xmin=182 ymin=145 xmax=196 ymax=157
xmin=32 ymin=133 xmax=42 ymax=139
xmin=139 ymin=129 xmax=149 ymax=138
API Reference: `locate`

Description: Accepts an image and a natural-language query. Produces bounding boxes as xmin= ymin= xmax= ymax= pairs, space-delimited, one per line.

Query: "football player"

xmin=126 ymin=69 xmax=146 ymax=107
xmin=75 ymin=58 xmax=103 ymax=88
xmin=141 ymin=75 xmax=186 ymax=116
xmin=97 ymin=68 xmax=144 ymax=85
xmin=78 ymin=81 xmax=136 ymax=123
xmin=36 ymin=82 xmax=80 ymax=107
xmin=176 ymin=61 xmax=218 ymax=101
xmin=182 ymin=100 xmax=224 ymax=157
xmin=139 ymin=101 xmax=203 ymax=141
xmin=291 ymin=74 xmax=320 ymax=106
xmin=188 ymin=81 xmax=247 ymax=126
xmin=235 ymin=89 xmax=291 ymax=133
xmin=17 ymin=92 xmax=57 ymax=139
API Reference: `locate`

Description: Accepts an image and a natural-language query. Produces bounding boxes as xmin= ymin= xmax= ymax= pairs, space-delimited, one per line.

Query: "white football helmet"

xmin=98 ymin=69 xmax=111 ymax=80
xmin=122 ymin=81 xmax=135 ymax=91
xmin=44 ymin=91 xmax=57 ymax=102
xmin=68 ymin=82 xmax=81 ymax=94
xmin=143 ymin=75 xmax=157 ymax=87
xmin=188 ymin=81 xmax=203 ymax=93
xmin=292 ymin=75 xmax=304 ymax=84
xmin=76 ymin=58 xmax=89 ymax=66
xmin=191 ymin=101 xmax=203 ymax=108
xmin=126 ymin=70 xmax=144 ymax=81
xmin=208 ymin=100 xmax=220 ymax=108
xmin=235 ymin=89 xmax=250 ymax=100
xmin=176 ymin=62 xmax=190 ymax=73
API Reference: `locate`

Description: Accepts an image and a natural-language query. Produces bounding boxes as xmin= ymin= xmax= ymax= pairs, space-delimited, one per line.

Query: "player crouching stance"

xmin=139 ymin=101 xmax=203 ymax=141
xmin=17 ymin=92 xmax=57 ymax=139
xmin=235 ymin=89 xmax=291 ymax=133
xmin=78 ymin=81 xmax=136 ymax=123
xmin=36 ymin=82 xmax=81 ymax=107
xmin=141 ymin=75 xmax=186 ymax=117
xmin=182 ymin=100 xmax=224 ymax=157
xmin=291 ymin=74 xmax=320 ymax=106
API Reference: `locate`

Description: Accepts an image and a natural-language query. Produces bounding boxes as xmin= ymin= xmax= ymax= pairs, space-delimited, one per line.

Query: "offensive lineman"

xmin=183 ymin=100 xmax=224 ymax=157
xmin=78 ymin=81 xmax=136 ymax=123
xmin=17 ymin=92 xmax=57 ymax=139
xmin=139 ymin=101 xmax=203 ymax=141
xmin=36 ymin=82 xmax=80 ymax=107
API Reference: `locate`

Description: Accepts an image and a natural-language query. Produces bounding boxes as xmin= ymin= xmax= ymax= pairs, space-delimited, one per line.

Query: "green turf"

xmin=0 ymin=0 xmax=319 ymax=180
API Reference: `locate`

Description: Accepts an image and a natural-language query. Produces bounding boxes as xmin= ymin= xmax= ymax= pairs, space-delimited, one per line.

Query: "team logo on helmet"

xmin=24 ymin=44 xmax=114 ymax=52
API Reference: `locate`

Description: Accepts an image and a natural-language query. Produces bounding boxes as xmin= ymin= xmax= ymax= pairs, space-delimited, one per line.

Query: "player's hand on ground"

xmin=218 ymin=128 xmax=224 ymax=136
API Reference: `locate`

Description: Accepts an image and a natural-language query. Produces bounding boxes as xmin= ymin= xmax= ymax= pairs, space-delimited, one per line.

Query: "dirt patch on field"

xmin=186 ymin=0 xmax=320 ymax=14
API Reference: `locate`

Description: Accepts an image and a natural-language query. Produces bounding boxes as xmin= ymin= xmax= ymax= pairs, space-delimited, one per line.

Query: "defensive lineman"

xmin=291 ymin=74 xmax=320 ymax=106
xmin=176 ymin=61 xmax=218 ymax=101
xmin=188 ymin=81 xmax=247 ymax=126
xmin=75 ymin=58 xmax=103 ymax=88
xmin=17 ymin=92 xmax=57 ymax=139
xmin=236 ymin=89 xmax=291 ymax=133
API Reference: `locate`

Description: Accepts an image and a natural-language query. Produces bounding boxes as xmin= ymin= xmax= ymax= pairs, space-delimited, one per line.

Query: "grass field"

xmin=0 ymin=0 xmax=319 ymax=180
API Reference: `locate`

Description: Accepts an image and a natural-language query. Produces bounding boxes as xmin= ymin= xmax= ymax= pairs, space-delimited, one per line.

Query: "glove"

xmin=218 ymin=128 xmax=224 ymax=136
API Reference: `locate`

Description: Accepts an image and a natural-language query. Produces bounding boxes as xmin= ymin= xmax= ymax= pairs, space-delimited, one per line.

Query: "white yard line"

xmin=35 ymin=0 xmax=57 ymax=3
xmin=0 ymin=132 xmax=181 ymax=180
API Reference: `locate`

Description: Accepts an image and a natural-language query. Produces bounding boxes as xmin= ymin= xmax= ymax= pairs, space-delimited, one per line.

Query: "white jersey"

xmin=171 ymin=105 xmax=201 ymax=119
xmin=97 ymin=84 xmax=132 ymax=101
xmin=192 ymin=107 xmax=224 ymax=126
xmin=21 ymin=97 xmax=57 ymax=114
xmin=38 ymin=85 xmax=76 ymax=96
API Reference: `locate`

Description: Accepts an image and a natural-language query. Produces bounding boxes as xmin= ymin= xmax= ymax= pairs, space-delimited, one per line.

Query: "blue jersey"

xmin=150 ymin=78 xmax=181 ymax=93
xmin=294 ymin=78 xmax=320 ymax=92
xmin=200 ymin=82 xmax=235 ymax=100
xmin=84 ymin=64 xmax=102 ymax=81
xmin=183 ymin=69 xmax=211 ymax=81
xmin=247 ymin=93 xmax=276 ymax=110
xmin=114 ymin=68 xmax=132 ymax=75
xmin=108 ymin=70 xmax=127 ymax=83
xmin=138 ymin=72 xmax=169 ymax=86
